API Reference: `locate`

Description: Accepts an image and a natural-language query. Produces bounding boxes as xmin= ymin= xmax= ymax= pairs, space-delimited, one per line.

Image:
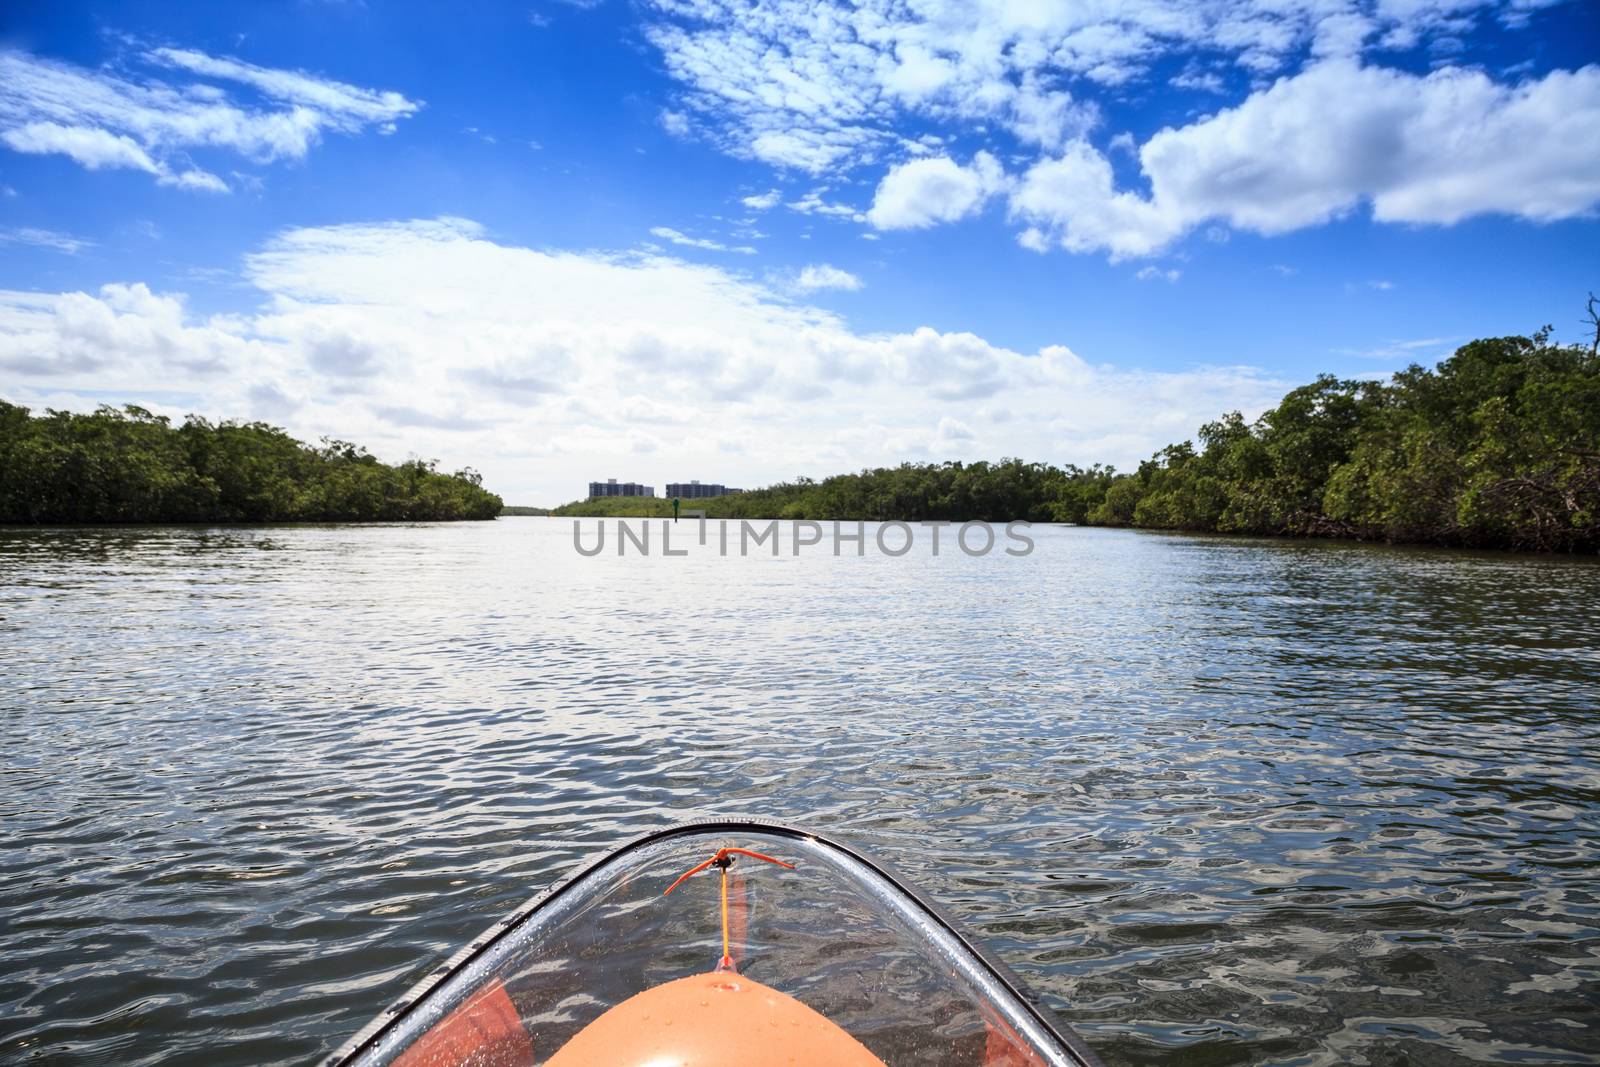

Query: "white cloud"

xmin=1016 ymin=227 xmax=1050 ymax=253
xmin=146 ymin=48 xmax=416 ymax=128
xmin=641 ymin=2 xmax=1597 ymax=255
xmin=0 ymin=46 xmax=419 ymax=190
xmin=1 ymin=120 xmax=230 ymax=192
xmin=640 ymin=0 xmax=1556 ymax=173
xmin=0 ymin=226 xmax=93 ymax=254
xmin=1338 ymin=335 xmax=1454 ymax=360
xmin=786 ymin=188 xmax=862 ymax=220
xmin=0 ymin=282 xmax=267 ymax=376
xmin=641 ymin=1 xmax=1105 ymax=172
xmin=659 ymin=109 xmax=691 ymax=136
xmin=867 ymin=152 xmax=1005 ymax=229
xmin=648 ymin=226 xmax=757 ymax=254
xmin=1014 ymin=59 xmax=1600 ymax=257
xmin=1147 ymin=60 xmax=1600 ymax=230
xmin=0 ymin=217 xmax=1290 ymax=503
xmin=1311 ymin=12 xmax=1377 ymax=57
xmin=1010 ymin=142 xmax=1179 ymax=258
xmin=936 ymin=416 xmax=975 ymax=442
xmin=795 ymin=264 xmax=862 ymax=291
xmin=2 ymin=121 xmax=161 ymax=171
xmin=1135 ymin=266 xmax=1181 ymax=283
xmin=162 ymin=167 xmax=229 ymax=193
xmin=1172 ymin=69 xmax=1227 ymax=93
xmin=741 ymin=189 xmax=781 ymax=210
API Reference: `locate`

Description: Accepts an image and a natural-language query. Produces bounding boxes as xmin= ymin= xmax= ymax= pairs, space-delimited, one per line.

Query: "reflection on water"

xmin=0 ymin=519 xmax=1596 ymax=1065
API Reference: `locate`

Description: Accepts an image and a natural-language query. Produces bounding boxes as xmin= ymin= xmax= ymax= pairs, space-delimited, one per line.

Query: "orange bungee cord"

xmin=543 ymin=846 xmax=884 ymax=1066
xmin=663 ymin=847 xmax=795 ymax=972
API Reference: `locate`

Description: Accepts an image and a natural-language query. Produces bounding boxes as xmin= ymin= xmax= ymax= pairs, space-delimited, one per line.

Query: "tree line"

xmin=0 ymin=402 xmax=503 ymax=523
xmin=555 ymin=326 xmax=1599 ymax=553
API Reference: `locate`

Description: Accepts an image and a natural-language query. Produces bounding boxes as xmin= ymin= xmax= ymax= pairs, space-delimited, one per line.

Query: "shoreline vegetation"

xmin=0 ymin=402 xmax=502 ymax=523
xmin=553 ymin=329 xmax=1599 ymax=554
xmin=4 ymin=326 xmax=1594 ymax=549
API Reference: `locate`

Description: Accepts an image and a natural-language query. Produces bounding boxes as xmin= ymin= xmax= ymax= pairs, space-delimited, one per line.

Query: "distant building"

xmin=665 ymin=480 xmax=743 ymax=499
xmin=589 ymin=478 xmax=655 ymax=498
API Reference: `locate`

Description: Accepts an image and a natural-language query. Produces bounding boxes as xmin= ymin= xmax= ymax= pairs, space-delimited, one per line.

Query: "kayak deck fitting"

xmin=326 ymin=821 xmax=1103 ymax=1066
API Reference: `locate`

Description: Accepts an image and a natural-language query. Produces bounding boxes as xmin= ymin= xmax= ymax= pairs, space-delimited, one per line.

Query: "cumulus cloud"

xmin=0 ymin=46 xmax=419 ymax=190
xmin=0 ymin=217 xmax=1289 ymax=503
xmin=1011 ymin=142 xmax=1178 ymax=257
xmin=867 ymin=152 xmax=1005 ymax=229
xmin=638 ymin=1 xmax=1599 ymax=255
xmin=795 ymin=264 xmax=862 ymax=291
xmin=1014 ymin=60 xmax=1600 ymax=257
xmin=1149 ymin=60 xmax=1600 ymax=230
xmin=0 ymin=282 xmax=268 ymax=377
xmin=741 ymin=189 xmax=781 ymax=210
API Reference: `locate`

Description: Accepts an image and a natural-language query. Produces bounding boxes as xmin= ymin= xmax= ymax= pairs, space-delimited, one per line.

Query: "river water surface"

xmin=2 ymin=518 xmax=1597 ymax=1066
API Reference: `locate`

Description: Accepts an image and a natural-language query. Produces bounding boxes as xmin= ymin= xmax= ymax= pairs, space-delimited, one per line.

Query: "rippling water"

xmin=2 ymin=519 xmax=1597 ymax=1066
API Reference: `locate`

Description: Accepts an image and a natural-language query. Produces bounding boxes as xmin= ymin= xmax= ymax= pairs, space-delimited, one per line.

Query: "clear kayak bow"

xmin=326 ymin=821 xmax=1103 ymax=1067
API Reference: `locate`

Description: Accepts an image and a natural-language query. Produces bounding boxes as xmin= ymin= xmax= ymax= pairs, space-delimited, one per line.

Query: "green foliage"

xmin=1115 ymin=329 xmax=1599 ymax=551
xmin=551 ymin=460 xmax=1116 ymax=523
xmin=17 ymin=321 xmax=1591 ymax=550
xmin=1319 ymin=334 xmax=1600 ymax=550
xmin=1087 ymin=471 xmax=1144 ymax=526
xmin=550 ymin=495 xmax=674 ymax=519
xmin=550 ymin=325 xmax=1599 ymax=553
xmin=0 ymin=403 xmax=503 ymax=523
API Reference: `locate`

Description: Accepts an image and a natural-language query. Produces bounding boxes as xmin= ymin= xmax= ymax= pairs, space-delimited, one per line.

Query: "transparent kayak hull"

xmin=326 ymin=822 xmax=1103 ymax=1067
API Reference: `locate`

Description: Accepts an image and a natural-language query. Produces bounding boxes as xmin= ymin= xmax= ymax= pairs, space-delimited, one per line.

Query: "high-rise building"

xmin=588 ymin=478 xmax=655 ymax=498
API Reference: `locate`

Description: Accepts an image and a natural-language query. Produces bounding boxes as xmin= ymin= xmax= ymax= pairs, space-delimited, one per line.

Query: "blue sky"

xmin=1 ymin=0 xmax=1596 ymax=503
